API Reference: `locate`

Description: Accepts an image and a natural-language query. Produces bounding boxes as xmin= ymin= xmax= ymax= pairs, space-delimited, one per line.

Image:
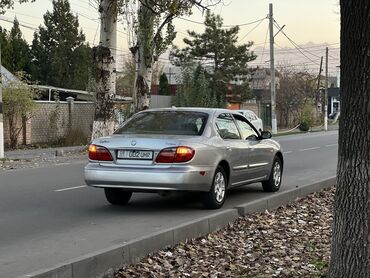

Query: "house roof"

xmin=1 ymin=66 xmax=21 ymax=86
xmin=328 ymin=87 xmax=340 ymax=98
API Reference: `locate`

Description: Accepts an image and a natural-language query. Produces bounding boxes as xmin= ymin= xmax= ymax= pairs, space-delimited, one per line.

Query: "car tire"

xmin=262 ymin=156 xmax=283 ymax=192
xmin=203 ymin=166 xmax=227 ymax=209
xmin=104 ymin=188 xmax=132 ymax=205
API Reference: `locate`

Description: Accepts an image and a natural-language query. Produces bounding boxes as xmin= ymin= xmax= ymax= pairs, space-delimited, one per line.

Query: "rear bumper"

xmin=84 ymin=163 xmax=214 ymax=192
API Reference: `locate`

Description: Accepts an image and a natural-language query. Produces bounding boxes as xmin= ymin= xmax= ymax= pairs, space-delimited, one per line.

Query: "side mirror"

xmin=260 ymin=131 xmax=272 ymax=139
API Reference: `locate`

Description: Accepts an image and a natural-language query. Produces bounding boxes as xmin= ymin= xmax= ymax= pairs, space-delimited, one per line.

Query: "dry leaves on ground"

xmin=116 ymin=188 xmax=334 ymax=278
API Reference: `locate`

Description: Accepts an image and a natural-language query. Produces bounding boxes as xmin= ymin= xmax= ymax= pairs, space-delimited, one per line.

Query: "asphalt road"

xmin=0 ymin=131 xmax=338 ymax=277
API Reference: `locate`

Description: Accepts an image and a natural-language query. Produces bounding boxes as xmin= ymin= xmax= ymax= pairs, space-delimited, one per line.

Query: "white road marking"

xmin=326 ymin=144 xmax=338 ymax=147
xmin=299 ymin=147 xmax=321 ymax=152
xmin=283 ymin=151 xmax=293 ymax=154
xmin=55 ymin=185 xmax=87 ymax=192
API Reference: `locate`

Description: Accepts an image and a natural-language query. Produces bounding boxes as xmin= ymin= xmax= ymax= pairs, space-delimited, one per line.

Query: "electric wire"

xmin=257 ymin=23 xmax=270 ymax=65
xmin=274 ymin=27 xmax=321 ymax=65
xmin=238 ymin=18 xmax=267 ymax=42
xmin=274 ymin=20 xmax=323 ymax=64
xmin=178 ymin=16 xmax=268 ymax=28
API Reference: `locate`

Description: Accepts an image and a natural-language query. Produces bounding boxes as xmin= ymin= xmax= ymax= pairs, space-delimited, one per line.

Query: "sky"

xmin=0 ymin=0 xmax=340 ymax=74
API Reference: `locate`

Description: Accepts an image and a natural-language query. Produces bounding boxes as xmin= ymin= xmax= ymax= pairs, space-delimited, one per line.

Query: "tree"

xmin=7 ymin=18 xmax=31 ymax=73
xmin=158 ymin=73 xmax=170 ymax=95
xmin=128 ymin=0 xmax=222 ymax=113
xmin=0 ymin=26 xmax=12 ymax=69
xmin=276 ymin=69 xmax=317 ymax=127
xmin=171 ymin=11 xmax=256 ymax=107
xmin=91 ymin=0 xmax=118 ymax=139
xmin=91 ymin=0 xmax=220 ymax=138
xmin=30 ymin=0 xmax=92 ymax=90
xmin=116 ymin=58 xmax=136 ymax=97
xmin=174 ymin=65 xmax=216 ymax=107
xmin=70 ymin=44 xmax=94 ymax=90
xmin=327 ymin=1 xmax=370 ymax=277
xmin=3 ymin=73 xmax=38 ymax=149
xmin=0 ymin=0 xmax=35 ymax=14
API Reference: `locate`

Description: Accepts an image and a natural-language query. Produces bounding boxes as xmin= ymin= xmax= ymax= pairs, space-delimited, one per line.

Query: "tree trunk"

xmin=131 ymin=3 xmax=154 ymax=113
xmin=92 ymin=0 xmax=117 ymax=139
xmin=328 ymin=1 xmax=370 ymax=277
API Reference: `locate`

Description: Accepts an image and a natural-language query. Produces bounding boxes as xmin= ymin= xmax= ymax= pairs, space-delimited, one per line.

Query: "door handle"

xmin=226 ymin=146 xmax=232 ymax=151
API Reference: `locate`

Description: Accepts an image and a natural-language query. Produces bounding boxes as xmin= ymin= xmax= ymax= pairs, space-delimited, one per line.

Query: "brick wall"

xmin=3 ymin=117 xmax=31 ymax=146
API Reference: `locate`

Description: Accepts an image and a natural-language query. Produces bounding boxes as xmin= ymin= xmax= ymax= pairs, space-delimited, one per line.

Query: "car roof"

xmin=143 ymin=107 xmax=236 ymax=115
xmin=236 ymin=109 xmax=254 ymax=113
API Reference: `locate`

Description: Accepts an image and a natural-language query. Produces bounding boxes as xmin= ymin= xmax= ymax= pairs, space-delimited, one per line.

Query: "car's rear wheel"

xmin=104 ymin=188 xmax=132 ymax=205
xmin=262 ymin=156 xmax=282 ymax=192
xmin=203 ymin=166 xmax=227 ymax=209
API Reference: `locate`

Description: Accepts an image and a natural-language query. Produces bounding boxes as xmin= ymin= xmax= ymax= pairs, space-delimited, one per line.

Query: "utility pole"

xmin=0 ymin=43 xmax=4 ymax=158
xmin=317 ymin=56 xmax=323 ymax=91
xmin=269 ymin=3 xmax=277 ymax=134
xmin=316 ymin=56 xmax=323 ymax=111
xmin=324 ymin=47 xmax=328 ymax=131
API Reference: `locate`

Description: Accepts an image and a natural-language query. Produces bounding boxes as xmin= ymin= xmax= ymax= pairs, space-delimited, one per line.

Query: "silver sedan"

xmin=84 ymin=108 xmax=283 ymax=209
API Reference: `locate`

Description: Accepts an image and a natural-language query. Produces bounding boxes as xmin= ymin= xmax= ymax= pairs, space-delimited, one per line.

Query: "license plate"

xmin=117 ymin=150 xmax=153 ymax=160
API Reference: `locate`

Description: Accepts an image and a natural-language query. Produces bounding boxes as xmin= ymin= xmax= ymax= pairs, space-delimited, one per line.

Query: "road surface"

xmin=0 ymin=131 xmax=338 ymax=277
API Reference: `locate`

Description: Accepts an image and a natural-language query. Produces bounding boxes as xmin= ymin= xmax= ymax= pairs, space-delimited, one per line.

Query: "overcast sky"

xmin=0 ymin=0 xmax=340 ymax=73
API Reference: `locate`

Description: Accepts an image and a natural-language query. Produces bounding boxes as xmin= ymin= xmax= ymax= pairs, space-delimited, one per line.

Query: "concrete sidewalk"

xmin=5 ymin=145 xmax=87 ymax=160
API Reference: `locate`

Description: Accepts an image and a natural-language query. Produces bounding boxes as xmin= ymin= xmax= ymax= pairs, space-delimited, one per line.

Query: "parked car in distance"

xmin=84 ymin=108 xmax=283 ymax=209
xmin=328 ymin=111 xmax=340 ymax=120
xmin=236 ymin=109 xmax=263 ymax=132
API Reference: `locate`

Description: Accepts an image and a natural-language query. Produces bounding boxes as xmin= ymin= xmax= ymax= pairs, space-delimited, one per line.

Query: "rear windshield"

xmin=114 ymin=111 xmax=209 ymax=136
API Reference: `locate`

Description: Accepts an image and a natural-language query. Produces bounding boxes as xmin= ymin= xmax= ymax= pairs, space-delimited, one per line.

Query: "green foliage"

xmin=3 ymin=73 xmax=39 ymax=148
xmin=122 ymin=0 xmax=219 ymax=112
xmin=158 ymin=73 xmax=170 ymax=95
xmin=8 ymin=18 xmax=31 ymax=72
xmin=232 ymin=82 xmax=254 ymax=102
xmin=116 ymin=58 xmax=136 ymax=96
xmin=135 ymin=0 xmax=195 ymax=61
xmin=171 ymin=11 xmax=256 ymax=106
xmin=30 ymin=0 xmax=93 ymax=90
xmin=0 ymin=19 xmax=31 ymax=73
xmin=174 ymin=65 xmax=218 ymax=108
xmin=0 ymin=27 xmax=11 ymax=67
xmin=299 ymin=103 xmax=315 ymax=131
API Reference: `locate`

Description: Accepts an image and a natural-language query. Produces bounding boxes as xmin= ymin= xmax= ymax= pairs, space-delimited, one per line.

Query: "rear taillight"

xmin=88 ymin=144 xmax=113 ymax=161
xmin=155 ymin=146 xmax=195 ymax=163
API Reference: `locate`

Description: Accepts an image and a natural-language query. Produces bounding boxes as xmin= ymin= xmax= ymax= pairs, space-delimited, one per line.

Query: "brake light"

xmin=155 ymin=146 xmax=195 ymax=163
xmin=175 ymin=147 xmax=195 ymax=162
xmin=88 ymin=144 xmax=113 ymax=161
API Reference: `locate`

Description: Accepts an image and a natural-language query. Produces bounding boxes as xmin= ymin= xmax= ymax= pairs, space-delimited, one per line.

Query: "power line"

xmin=275 ymin=42 xmax=340 ymax=49
xmin=238 ymin=18 xmax=266 ymax=42
xmin=178 ymin=16 xmax=268 ymax=28
xmin=273 ymin=20 xmax=328 ymax=64
xmin=257 ymin=24 xmax=269 ymax=64
xmin=0 ymin=16 xmax=38 ymax=30
xmin=273 ymin=21 xmax=320 ymax=66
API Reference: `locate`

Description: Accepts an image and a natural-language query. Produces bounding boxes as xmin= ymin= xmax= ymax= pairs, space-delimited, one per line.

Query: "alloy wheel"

xmin=214 ymin=171 xmax=226 ymax=203
xmin=273 ymin=162 xmax=282 ymax=188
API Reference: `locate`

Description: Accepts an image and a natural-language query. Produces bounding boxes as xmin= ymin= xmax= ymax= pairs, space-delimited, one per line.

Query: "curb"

xmin=21 ymin=177 xmax=336 ymax=278
xmin=5 ymin=146 xmax=87 ymax=160
xmin=236 ymin=176 xmax=336 ymax=216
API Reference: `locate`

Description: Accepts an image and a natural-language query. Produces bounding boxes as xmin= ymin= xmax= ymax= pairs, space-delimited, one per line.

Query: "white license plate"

xmin=117 ymin=150 xmax=153 ymax=160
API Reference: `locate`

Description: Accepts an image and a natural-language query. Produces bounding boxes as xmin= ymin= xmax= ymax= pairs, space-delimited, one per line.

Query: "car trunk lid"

xmin=93 ymin=134 xmax=195 ymax=166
